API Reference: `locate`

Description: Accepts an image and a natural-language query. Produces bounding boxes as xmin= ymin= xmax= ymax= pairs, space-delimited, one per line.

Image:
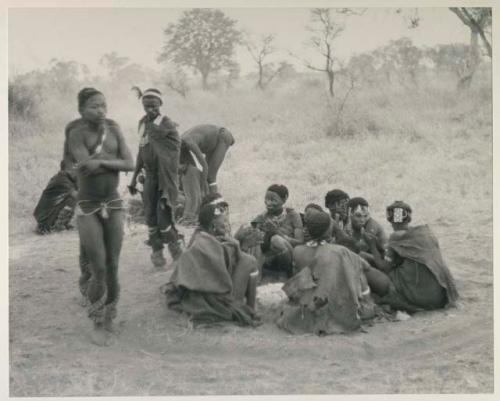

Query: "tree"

xmin=425 ymin=44 xmax=470 ymax=78
xmin=347 ymin=53 xmax=377 ymax=85
xmin=275 ymin=61 xmax=297 ymax=81
xmin=397 ymin=7 xmax=491 ymax=89
xmin=99 ymin=52 xmax=130 ymax=78
xmin=388 ymin=37 xmax=422 ymax=85
xmin=224 ymin=61 xmax=240 ymax=89
xmin=158 ymin=9 xmax=242 ymax=90
xmin=303 ymin=8 xmax=344 ymax=97
xmin=164 ymin=67 xmax=190 ymax=98
xmin=449 ymin=8 xmax=491 ymax=58
xmin=372 ymin=47 xmax=396 ymax=84
xmin=246 ymin=34 xmax=281 ymax=90
xmin=113 ymin=63 xmax=149 ymax=85
xmin=46 ymin=59 xmax=88 ymax=93
xmin=449 ymin=7 xmax=491 ymax=89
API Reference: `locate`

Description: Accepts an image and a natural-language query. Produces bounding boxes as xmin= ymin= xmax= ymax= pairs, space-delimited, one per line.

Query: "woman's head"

xmin=141 ymin=88 xmax=163 ymax=119
xmin=78 ymin=88 xmax=106 ymax=123
xmin=304 ymin=203 xmax=324 ymax=214
xmin=324 ymin=189 xmax=350 ymax=220
xmin=201 ymin=193 xmax=230 ymax=232
xmin=199 ymin=204 xmax=227 ymax=236
xmin=386 ymin=201 xmax=412 ymax=230
xmin=201 ymin=192 xmax=229 ymax=212
xmin=304 ymin=210 xmax=331 ymax=240
xmin=265 ymin=184 xmax=288 ymax=214
xmin=348 ymin=197 xmax=370 ymax=230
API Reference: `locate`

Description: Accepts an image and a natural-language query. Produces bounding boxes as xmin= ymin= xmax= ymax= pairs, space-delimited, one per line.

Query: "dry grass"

xmin=8 ymin=70 xmax=493 ymax=396
xmin=9 ymin=71 xmax=492 ymax=235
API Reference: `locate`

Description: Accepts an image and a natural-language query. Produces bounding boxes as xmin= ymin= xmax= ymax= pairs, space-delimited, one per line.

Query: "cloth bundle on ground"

xmin=139 ymin=115 xmax=180 ymax=210
xmin=380 ymin=225 xmax=459 ymax=312
xmin=165 ymin=231 xmax=259 ymax=326
xmin=277 ymin=244 xmax=375 ymax=335
xmin=33 ymin=169 xmax=77 ymax=234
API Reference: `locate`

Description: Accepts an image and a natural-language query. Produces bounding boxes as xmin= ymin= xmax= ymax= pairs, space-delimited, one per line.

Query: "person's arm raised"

xmin=67 ymin=128 xmax=108 ymax=176
xmin=98 ymin=124 xmax=134 ymax=173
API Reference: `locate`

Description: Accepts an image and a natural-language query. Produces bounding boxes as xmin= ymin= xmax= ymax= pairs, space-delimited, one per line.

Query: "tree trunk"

xmin=457 ymin=28 xmax=480 ymax=90
xmin=409 ymin=68 xmax=418 ymax=86
xmin=327 ymin=69 xmax=335 ymax=97
xmin=257 ymin=63 xmax=264 ymax=90
xmin=201 ymin=71 xmax=209 ymax=90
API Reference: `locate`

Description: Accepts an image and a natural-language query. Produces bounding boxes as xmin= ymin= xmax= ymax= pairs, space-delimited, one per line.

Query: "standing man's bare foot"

xmin=77 ymin=295 xmax=88 ymax=307
xmin=90 ymin=323 xmax=111 ymax=346
xmin=103 ymin=317 xmax=123 ymax=335
xmin=151 ymin=249 xmax=167 ymax=270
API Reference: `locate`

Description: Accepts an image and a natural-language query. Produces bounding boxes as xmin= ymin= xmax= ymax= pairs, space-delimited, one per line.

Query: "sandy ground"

xmin=9 ymin=214 xmax=493 ymax=396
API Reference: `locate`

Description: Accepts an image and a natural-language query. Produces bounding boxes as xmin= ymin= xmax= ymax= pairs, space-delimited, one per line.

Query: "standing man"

xmin=178 ymin=124 xmax=235 ymax=226
xmin=128 ymin=88 xmax=183 ymax=268
xmin=66 ymin=88 xmax=134 ymax=346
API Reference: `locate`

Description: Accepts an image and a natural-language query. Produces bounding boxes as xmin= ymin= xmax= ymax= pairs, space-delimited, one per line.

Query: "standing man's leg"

xmin=102 ymin=209 xmax=124 ymax=332
xmin=77 ymin=214 xmax=109 ymax=346
xmin=78 ymin=243 xmax=91 ymax=305
xmin=143 ymin=174 xmax=165 ymax=267
xmin=180 ymin=164 xmax=202 ymax=226
xmin=157 ymin=196 xmax=184 ymax=262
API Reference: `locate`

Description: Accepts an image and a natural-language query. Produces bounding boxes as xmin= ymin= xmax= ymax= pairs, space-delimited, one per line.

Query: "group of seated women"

xmin=162 ymin=184 xmax=459 ymax=335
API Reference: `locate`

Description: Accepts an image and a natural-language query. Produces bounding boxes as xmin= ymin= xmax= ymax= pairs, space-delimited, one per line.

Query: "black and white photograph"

xmin=5 ymin=0 xmax=496 ymax=397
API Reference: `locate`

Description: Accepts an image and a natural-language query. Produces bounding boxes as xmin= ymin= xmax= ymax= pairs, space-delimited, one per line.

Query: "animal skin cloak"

xmin=33 ymin=170 xmax=77 ymax=232
xmin=165 ymin=231 xmax=259 ymax=326
xmin=277 ymin=244 xmax=375 ymax=335
xmin=138 ymin=115 xmax=180 ymax=209
xmin=381 ymin=225 xmax=459 ymax=310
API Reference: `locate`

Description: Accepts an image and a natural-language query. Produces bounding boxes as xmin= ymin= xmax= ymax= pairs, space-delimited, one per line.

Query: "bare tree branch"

xmin=449 ymin=7 xmax=473 ymax=28
xmin=335 ymin=8 xmax=366 ymax=16
xmin=246 ymin=34 xmax=280 ymax=89
xmin=460 ymin=7 xmax=492 ymax=57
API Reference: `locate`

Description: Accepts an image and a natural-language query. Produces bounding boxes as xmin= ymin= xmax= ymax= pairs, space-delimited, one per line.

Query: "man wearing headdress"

xmin=128 ymin=88 xmax=183 ymax=268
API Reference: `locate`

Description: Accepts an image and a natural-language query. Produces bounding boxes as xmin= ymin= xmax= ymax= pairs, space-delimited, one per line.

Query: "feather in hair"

xmin=131 ymin=86 xmax=143 ymax=99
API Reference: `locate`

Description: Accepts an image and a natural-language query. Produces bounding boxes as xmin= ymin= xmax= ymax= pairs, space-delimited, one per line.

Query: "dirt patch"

xmin=9 ymin=218 xmax=493 ymax=396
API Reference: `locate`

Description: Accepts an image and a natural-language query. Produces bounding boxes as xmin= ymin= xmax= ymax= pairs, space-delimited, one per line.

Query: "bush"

xmin=8 ymin=80 xmax=42 ymax=125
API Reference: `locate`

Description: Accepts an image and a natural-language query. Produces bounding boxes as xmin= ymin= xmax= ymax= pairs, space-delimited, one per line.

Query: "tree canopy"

xmin=158 ymin=9 xmax=242 ymax=89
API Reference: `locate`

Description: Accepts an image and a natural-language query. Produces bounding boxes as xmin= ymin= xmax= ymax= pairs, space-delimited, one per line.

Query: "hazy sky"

xmin=8 ymin=7 xmax=471 ymax=76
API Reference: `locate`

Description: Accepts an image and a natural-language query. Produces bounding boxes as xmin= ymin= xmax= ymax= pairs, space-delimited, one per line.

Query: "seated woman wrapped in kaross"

xmin=164 ymin=203 xmax=260 ymax=326
xmin=33 ymin=160 xmax=78 ymax=234
xmin=364 ymin=201 xmax=459 ymax=313
xmin=277 ymin=209 xmax=375 ymax=335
